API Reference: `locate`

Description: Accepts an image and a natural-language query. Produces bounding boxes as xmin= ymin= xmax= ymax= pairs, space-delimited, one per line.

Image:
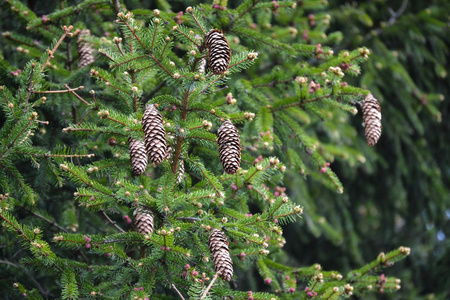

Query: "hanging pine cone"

xmin=198 ymin=58 xmax=206 ymax=74
xmin=128 ymin=138 xmax=148 ymax=176
xmin=217 ymin=120 xmax=241 ymax=174
xmin=362 ymin=94 xmax=382 ymax=146
xmin=76 ymin=29 xmax=95 ymax=69
xmin=142 ymin=104 xmax=167 ymax=165
xmin=176 ymin=160 xmax=185 ymax=184
xmin=134 ymin=207 xmax=154 ymax=235
xmin=205 ymin=29 xmax=231 ymax=75
xmin=208 ymin=228 xmax=233 ymax=281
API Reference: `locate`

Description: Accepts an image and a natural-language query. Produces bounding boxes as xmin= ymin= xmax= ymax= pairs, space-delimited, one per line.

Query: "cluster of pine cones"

xmin=129 ymin=107 xmax=241 ymax=178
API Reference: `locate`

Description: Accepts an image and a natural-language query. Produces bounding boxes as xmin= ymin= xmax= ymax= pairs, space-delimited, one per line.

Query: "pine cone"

xmin=217 ymin=120 xmax=241 ymax=174
xmin=205 ymin=29 xmax=231 ymax=75
xmin=134 ymin=207 xmax=154 ymax=235
xmin=198 ymin=58 xmax=206 ymax=74
xmin=362 ymin=94 xmax=382 ymax=146
xmin=76 ymin=29 xmax=95 ymax=69
xmin=142 ymin=104 xmax=167 ymax=165
xmin=176 ymin=160 xmax=185 ymax=184
xmin=208 ymin=228 xmax=233 ymax=281
xmin=128 ymin=138 xmax=148 ymax=176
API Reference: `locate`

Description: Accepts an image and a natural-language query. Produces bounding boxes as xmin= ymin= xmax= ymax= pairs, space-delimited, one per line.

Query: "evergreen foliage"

xmin=0 ymin=0 xmax=447 ymax=299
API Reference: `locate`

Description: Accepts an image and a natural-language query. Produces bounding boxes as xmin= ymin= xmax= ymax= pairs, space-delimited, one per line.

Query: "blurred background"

xmin=1 ymin=0 xmax=449 ymax=299
xmin=283 ymin=1 xmax=449 ymax=299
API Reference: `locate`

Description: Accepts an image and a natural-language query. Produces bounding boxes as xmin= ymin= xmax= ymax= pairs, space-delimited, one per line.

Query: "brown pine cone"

xmin=198 ymin=58 xmax=206 ymax=74
xmin=205 ymin=29 xmax=231 ymax=75
xmin=76 ymin=29 xmax=95 ymax=69
xmin=362 ymin=94 xmax=382 ymax=146
xmin=128 ymin=138 xmax=148 ymax=176
xmin=176 ymin=160 xmax=185 ymax=184
xmin=142 ymin=104 xmax=167 ymax=165
xmin=217 ymin=120 xmax=241 ymax=174
xmin=208 ymin=228 xmax=233 ymax=281
xmin=134 ymin=207 xmax=154 ymax=235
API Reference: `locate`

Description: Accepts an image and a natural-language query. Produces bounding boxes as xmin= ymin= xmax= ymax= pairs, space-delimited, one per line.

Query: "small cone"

xmin=362 ymin=94 xmax=382 ymax=146
xmin=76 ymin=29 xmax=95 ymax=69
xmin=208 ymin=228 xmax=233 ymax=281
xmin=128 ymin=138 xmax=148 ymax=176
xmin=134 ymin=207 xmax=154 ymax=235
xmin=217 ymin=120 xmax=241 ymax=174
xmin=198 ymin=58 xmax=206 ymax=74
xmin=142 ymin=104 xmax=167 ymax=165
xmin=176 ymin=160 xmax=185 ymax=184
xmin=205 ymin=29 xmax=231 ymax=75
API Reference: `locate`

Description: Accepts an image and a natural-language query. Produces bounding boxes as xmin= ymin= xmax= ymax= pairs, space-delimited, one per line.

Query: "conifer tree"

xmin=0 ymin=0 xmax=423 ymax=299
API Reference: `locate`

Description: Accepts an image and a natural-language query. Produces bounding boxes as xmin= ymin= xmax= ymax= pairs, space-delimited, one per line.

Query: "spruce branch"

xmin=151 ymin=20 xmax=159 ymax=49
xmin=114 ymin=38 xmax=125 ymax=56
xmin=2 ymin=87 xmax=18 ymax=120
xmin=40 ymin=25 xmax=74 ymax=73
xmin=98 ymin=49 xmax=115 ymax=61
xmin=186 ymin=9 xmax=206 ymax=35
xmin=62 ymin=127 xmax=128 ymax=136
xmin=0 ymin=212 xmax=32 ymax=243
xmin=185 ymin=158 xmax=222 ymax=196
xmin=110 ymin=55 xmax=147 ymax=69
xmin=24 ymin=62 xmax=35 ymax=109
xmin=118 ymin=17 xmax=148 ymax=51
xmin=34 ymin=86 xmax=84 ymax=94
xmin=159 ymin=38 xmax=171 ymax=60
xmin=176 ymin=28 xmax=201 ymax=48
xmin=228 ymin=0 xmax=263 ymax=29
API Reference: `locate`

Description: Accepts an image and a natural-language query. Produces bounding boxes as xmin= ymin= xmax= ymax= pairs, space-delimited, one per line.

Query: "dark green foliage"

xmin=1 ymin=0 xmax=447 ymax=299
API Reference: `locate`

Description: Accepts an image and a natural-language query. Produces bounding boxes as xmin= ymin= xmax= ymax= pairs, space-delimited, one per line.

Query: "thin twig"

xmin=228 ymin=0 xmax=263 ymax=29
xmin=40 ymin=25 xmax=73 ymax=73
xmin=64 ymin=84 xmax=90 ymax=105
xmin=188 ymin=11 xmax=206 ymax=35
xmin=200 ymin=273 xmax=218 ymax=299
xmin=172 ymin=283 xmax=186 ymax=300
xmin=35 ymin=86 xmax=84 ymax=93
xmin=101 ymin=210 xmax=125 ymax=233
